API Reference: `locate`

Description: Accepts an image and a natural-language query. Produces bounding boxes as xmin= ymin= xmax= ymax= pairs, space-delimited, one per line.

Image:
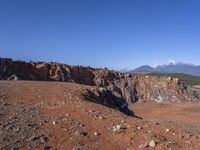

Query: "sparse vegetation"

xmin=149 ymin=73 xmax=200 ymax=85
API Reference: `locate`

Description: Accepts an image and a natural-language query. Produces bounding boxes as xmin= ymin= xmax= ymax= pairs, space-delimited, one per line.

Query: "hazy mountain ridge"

xmin=132 ymin=62 xmax=200 ymax=76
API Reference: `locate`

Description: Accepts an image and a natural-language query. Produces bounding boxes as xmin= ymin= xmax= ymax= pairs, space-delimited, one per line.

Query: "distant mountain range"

xmin=131 ymin=62 xmax=200 ymax=76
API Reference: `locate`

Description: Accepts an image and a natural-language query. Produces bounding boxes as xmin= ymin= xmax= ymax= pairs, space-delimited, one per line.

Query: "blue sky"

xmin=0 ymin=0 xmax=200 ymax=70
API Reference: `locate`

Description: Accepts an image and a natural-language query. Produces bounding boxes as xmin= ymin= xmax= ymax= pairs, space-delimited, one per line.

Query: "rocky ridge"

xmin=0 ymin=58 xmax=200 ymax=115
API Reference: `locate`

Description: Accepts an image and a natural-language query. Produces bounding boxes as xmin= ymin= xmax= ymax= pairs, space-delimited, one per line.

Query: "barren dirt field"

xmin=131 ymin=102 xmax=200 ymax=136
xmin=194 ymin=85 xmax=200 ymax=90
xmin=1 ymin=81 xmax=200 ymax=150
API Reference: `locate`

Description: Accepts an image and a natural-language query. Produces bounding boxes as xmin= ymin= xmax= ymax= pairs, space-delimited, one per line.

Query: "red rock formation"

xmin=0 ymin=58 xmax=199 ymax=104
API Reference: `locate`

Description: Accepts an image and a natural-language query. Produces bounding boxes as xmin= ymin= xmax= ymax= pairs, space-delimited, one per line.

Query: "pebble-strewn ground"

xmin=1 ymin=81 xmax=200 ymax=150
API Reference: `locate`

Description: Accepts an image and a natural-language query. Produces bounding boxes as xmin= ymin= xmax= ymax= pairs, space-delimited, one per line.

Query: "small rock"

xmin=159 ymin=136 xmax=167 ymax=141
xmin=72 ymin=146 xmax=80 ymax=150
xmin=116 ymin=125 xmax=121 ymax=130
xmin=79 ymin=124 xmax=85 ymax=127
xmin=74 ymin=131 xmax=88 ymax=136
xmin=166 ymin=141 xmax=176 ymax=145
xmin=65 ymin=114 xmax=70 ymax=117
xmin=179 ymin=135 xmax=184 ymax=138
xmin=137 ymin=126 xmax=142 ymax=130
xmin=139 ymin=142 xmax=149 ymax=148
xmin=121 ymin=120 xmax=125 ymax=123
xmin=99 ymin=116 xmax=105 ymax=120
xmin=52 ymin=121 xmax=57 ymax=125
xmin=94 ymin=132 xmax=99 ymax=136
xmin=74 ymin=131 xmax=80 ymax=136
xmin=40 ymin=136 xmax=48 ymax=143
xmin=29 ymin=135 xmax=40 ymax=141
xmin=89 ymin=110 xmax=94 ymax=113
xmin=165 ymin=128 xmax=170 ymax=133
xmin=80 ymin=132 xmax=88 ymax=136
xmin=13 ymin=126 xmax=20 ymax=132
xmin=113 ymin=125 xmax=121 ymax=132
xmin=149 ymin=140 xmax=156 ymax=147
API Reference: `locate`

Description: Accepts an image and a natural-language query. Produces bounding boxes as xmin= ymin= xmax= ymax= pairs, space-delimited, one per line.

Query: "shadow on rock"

xmin=83 ymin=88 xmax=142 ymax=119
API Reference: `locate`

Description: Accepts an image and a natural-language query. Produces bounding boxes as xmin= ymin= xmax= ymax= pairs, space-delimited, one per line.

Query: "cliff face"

xmin=0 ymin=58 xmax=200 ymax=105
xmin=134 ymin=75 xmax=199 ymax=102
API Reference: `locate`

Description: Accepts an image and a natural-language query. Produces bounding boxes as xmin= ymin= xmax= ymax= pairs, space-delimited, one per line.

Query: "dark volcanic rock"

xmin=83 ymin=87 xmax=134 ymax=116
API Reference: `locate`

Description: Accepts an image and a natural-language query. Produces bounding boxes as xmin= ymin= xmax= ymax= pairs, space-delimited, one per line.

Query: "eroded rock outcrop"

xmin=134 ymin=75 xmax=200 ymax=102
xmin=0 ymin=58 xmax=200 ymax=107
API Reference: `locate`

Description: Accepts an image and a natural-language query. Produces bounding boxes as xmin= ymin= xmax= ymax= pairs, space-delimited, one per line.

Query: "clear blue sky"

xmin=0 ymin=0 xmax=200 ymax=70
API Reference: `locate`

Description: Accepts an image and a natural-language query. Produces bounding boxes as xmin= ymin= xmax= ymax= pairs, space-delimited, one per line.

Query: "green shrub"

xmin=149 ymin=73 xmax=200 ymax=85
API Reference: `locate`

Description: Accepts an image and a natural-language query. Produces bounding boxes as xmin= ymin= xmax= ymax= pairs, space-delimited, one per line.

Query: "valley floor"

xmin=0 ymin=81 xmax=200 ymax=150
xmin=131 ymin=102 xmax=200 ymax=138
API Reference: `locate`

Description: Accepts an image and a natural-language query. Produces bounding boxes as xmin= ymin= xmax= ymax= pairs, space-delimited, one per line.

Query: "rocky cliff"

xmin=0 ymin=58 xmax=200 ymax=108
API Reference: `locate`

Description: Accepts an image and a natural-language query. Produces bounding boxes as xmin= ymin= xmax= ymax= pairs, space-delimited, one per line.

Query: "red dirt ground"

xmin=1 ymin=81 xmax=200 ymax=150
